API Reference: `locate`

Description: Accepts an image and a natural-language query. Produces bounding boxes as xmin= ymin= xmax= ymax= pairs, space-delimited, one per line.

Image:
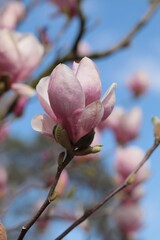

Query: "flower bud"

xmin=53 ymin=124 xmax=72 ymax=151
xmin=75 ymin=145 xmax=103 ymax=156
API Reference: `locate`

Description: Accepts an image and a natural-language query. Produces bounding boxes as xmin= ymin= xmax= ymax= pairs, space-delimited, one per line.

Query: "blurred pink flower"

xmin=114 ymin=203 xmax=143 ymax=234
xmin=0 ymin=29 xmax=44 ymax=86
xmin=32 ymin=57 xmax=116 ymax=144
xmin=127 ymin=71 xmax=149 ymax=97
xmin=99 ymin=106 xmax=142 ymax=145
xmin=0 ymin=1 xmax=25 ymax=30
xmin=55 ymin=170 xmax=68 ymax=196
xmin=50 ymin=0 xmax=78 ymax=17
xmin=12 ymin=95 xmax=28 ymax=117
xmin=77 ymin=41 xmax=91 ymax=56
xmin=118 ymin=185 xmax=145 ymax=204
xmin=114 ymin=146 xmax=150 ymax=187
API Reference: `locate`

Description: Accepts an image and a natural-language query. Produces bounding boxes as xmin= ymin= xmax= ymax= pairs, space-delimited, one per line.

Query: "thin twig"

xmin=17 ymin=152 xmax=73 ymax=240
xmin=55 ymin=140 xmax=159 ymax=240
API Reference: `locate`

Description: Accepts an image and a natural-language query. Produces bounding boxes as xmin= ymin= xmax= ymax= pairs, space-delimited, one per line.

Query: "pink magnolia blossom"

xmin=114 ymin=146 xmax=150 ymax=187
xmin=32 ymin=57 xmax=116 ymax=145
xmin=0 ymin=29 xmax=44 ymax=86
xmin=0 ymin=1 xmax=25 ymax=30
xmin=127 ymin=71 xmax=149 ymax=96
xmin=114 ymin=203 xmax=143 ymax=234
xmin=99 ymin=106 xmax=142 ymax=145
xmin=50 ymin=0 xmax=78 ymax=17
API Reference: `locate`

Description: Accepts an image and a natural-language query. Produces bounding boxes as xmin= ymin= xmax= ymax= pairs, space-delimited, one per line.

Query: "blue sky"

xmin=10 ymin=0 xmax=160 ymax=239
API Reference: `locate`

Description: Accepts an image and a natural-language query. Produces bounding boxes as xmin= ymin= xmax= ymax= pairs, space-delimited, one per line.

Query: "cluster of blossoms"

xmin=0 ymin=2 xmax=153 ymax=239
xmin=113 ymin=146 xmax=150 ymax=238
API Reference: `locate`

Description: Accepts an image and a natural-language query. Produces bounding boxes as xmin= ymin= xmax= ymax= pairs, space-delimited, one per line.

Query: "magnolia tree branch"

xmin=31 ymin=0 xmax=160 ymax=88
xmin=17 ymin=151 xmax=74 ymax=240
xmin=54 ymin=140 xmax=159 ymax=240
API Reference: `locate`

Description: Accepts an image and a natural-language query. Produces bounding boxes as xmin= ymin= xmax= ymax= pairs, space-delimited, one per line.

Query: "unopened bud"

xmin=75 ymin=145 xmax=103 ymax=156
xmin=48 ymin=191 xmax=57 ymax=202
xmin=125 ymin=173 xmax=136 ymax=185
xmin=91 ymin=145 xmax=103 ymax=153
xmin=152 ymin=116 xmax=160 ymax=143
xmin=53 ymin=124 xmax=72 ymax=151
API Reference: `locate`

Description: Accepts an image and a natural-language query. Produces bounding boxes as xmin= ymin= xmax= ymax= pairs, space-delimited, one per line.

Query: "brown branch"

xmin=30 ymin=0 xmax=160 ymax=89
xmin=55 ymin=140 xmax=159 ymax=240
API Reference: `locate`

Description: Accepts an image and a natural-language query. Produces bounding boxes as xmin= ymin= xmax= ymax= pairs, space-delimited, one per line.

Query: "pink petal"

xmin=48 ymin=63 xmax=85 ymax=122
xmin=76 ymin=101 xmax=104 ymax=142
xmin=14 ymin=32 xmax=44 ymax=82
xmin=31 ymin=114 xmax=56 ymax=137
xmin=75 ymin=57 xmax=102 ymax=105
xmin=11 ymin=83 xmax=35 ymax=96
xmin=101 ymin=83 xmax=117 ymax=121
xmin=0 ymin=1 xmax=25 ymax=30
xmin=72 ymin=61 xmax=79 ymax=74
xmin=36 ymin=77 xmax=57 ymax=120
xmin=0 ymin=29 xmax=19 ymax=76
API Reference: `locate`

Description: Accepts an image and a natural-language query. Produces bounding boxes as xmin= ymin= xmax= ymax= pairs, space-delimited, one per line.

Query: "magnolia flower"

xmin=126 ymin=71 xmax=149 ymax=96
xmin=50 ymin=0 xmax=78 ymax=17
xmin=99 ymin=106 xmax=142 ymax=145
xmin=114 ymin=146 xmax=150 ymax=187
xmin=0 ymin=1 xmax=25 ymax=30
xmin=32 ymin=57 xmax=116 ymax=146
xmin=114 ymin=203 xmax=143 ymax=234
xmin=0 ymin=29 xmax=44 ymax=89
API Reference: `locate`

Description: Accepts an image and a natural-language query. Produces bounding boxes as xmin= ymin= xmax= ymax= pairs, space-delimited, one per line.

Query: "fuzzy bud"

xmin=53 ymin=124 xmax=72 ymax=151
